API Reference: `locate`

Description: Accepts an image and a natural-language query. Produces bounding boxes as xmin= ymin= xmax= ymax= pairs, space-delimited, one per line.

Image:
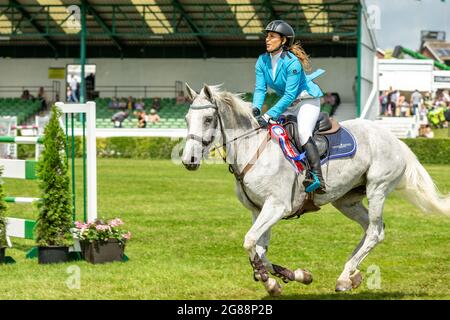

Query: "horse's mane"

xmin=201 ymin=85 xmax=253 ymax=120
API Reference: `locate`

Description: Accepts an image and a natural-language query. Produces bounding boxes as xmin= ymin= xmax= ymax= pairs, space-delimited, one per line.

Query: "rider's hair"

xmin=287 ymin=41 xmax=311 ymax=72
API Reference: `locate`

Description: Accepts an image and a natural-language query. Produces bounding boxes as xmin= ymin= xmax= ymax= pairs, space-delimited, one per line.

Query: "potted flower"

xmin=35 ymin=106 xmax=73 ymax=264
xmin=73 ymin=218 xmax=131 ymax=264
xmin=0 ymin=167 xmax=8 ymax=264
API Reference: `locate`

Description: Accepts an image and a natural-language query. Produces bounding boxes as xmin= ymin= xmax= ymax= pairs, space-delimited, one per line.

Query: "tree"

xmin=35 ymin=105 xmax=73 ymax=247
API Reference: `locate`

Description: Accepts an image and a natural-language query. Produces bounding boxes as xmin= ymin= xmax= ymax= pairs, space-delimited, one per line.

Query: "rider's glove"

xmin=256 ymin=114 xmax=272 ymax=129
xmin=252 ymin=107 xmax=261 ymax=117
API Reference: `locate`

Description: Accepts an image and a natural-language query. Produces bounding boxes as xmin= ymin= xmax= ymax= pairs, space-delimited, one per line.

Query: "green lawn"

xmin=434 ymin=127 xmax=450 ymax=139
xmin=1 ymin=159 xmax=449 ymax=300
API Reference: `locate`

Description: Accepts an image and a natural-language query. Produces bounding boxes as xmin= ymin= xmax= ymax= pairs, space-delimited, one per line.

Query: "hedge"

xmin=401 ymin=138 xmax=450 ymax=165
xmin=17 ymin=137 xmax=450 ymax=164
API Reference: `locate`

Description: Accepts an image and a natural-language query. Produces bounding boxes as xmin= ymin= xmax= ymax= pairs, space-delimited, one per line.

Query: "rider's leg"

xmin=296 ymin=98 xmax=326 ymax=194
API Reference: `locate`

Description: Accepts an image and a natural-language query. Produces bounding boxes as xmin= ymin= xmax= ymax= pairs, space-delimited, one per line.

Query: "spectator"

xmin=69 ymin=75 xmax=79 ymax=102
xmin=444 ymin=105 xmax=450 ymax=128
xmin=427 ymin=105 xmax=445 ymax=129
xmin=320 ymin=92 xmax=334 ymax=115
xmin=330 ymin=92 xmax=341 ymax=116
xmin=118 ymin=98 xmax=127 ymax=109
xmin=152 ymin=97 xmax=161 ymax=112
xmin=20 ymin=89 xmax=34 ymax=101
xmin=126 ymin=96 xmax=134 ymax=111
xmin=399 ymin=96 xmax=409 ymax=117
xmin=111 ymin=111 xmax=129 ymax=128
xmin=410 ymin=89 xmax=423 ymax=117
xmin=66 ymin=86 xmax=71 ymax=102
xmin=379 ymin=90 xmax=389 ymax=116
xmin=37 ymin=86 xmax=48 ymax=112
xmin=418 ymin=104 xmax=429 ymax=136
xmin=108 ymin=97 xmax=120 ymax=109
xmin=134 ymin=98 xmax=145 ymax=111
xmin=387 ymin=87 xmax=399 ymax=117
xmin=423 ymin=124 xmax=434 ymax=138
xmin=442 ymin=89 xmax=450 ymax=105
xmin=176 ymin=91 xmax=186 ymax=105
xmin=85 ymin=73 xmax=95 ymax=100
xmin=136 ymin=110 xmax=147 ymax=128
xmin=148 ymin=108 xmax=160 ymax=124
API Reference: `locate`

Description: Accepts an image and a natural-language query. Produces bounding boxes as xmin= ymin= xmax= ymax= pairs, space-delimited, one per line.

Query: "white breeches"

xmin=282 ymin=98 xmax=321 ymax=146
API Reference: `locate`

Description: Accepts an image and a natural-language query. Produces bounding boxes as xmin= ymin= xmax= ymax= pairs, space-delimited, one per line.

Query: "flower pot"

xmin=0 ymin=247 xmax=5 ymax=264
xmin=80 ymin=239 xmax=125 ymax=264
xmin=38 ymin=246 xmax=69 ymax=264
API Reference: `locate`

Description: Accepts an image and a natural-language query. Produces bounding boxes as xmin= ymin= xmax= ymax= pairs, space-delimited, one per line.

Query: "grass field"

xmin=434 ymin=127 xmax=450 ymax=139
xmin=0 ymin=159 xmax=449 ymax=300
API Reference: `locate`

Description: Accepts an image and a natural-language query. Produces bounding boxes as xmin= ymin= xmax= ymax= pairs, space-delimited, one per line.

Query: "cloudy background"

xmin=364 ymin=0 xmax=450 ymax=50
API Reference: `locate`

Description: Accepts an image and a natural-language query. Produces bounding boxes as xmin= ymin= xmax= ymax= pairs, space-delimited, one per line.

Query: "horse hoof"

xmin=294 ymin=269 xmax=313 ymax=285
xmin=264 ymin=278 xmax=282 ymax=297
xmin=350 ymin=270 xmax=363 ymax=289
xmin=335 ymin=279 xmax=353 ymax=292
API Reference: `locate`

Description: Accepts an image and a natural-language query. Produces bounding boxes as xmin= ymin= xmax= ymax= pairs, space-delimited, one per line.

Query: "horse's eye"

xmin=204 ymin=116 xmax=213 ymax=124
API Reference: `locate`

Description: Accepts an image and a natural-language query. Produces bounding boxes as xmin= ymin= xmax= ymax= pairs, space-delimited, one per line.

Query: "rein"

xmin=187 ymin=103 xmax=264 ymax=162
xmin=188 ymin=103 xmax=270 ymax=209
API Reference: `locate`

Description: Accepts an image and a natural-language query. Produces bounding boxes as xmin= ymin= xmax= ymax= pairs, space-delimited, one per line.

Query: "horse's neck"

xmin=219 ymin=108 xmax=268 ymax=170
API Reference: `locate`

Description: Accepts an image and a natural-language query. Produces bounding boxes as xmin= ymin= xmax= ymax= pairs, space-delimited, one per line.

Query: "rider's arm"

xmin=265 ymin=59 xmax=302 ymax=120
xmin=252 ymin=56 xmax=267 ymax=112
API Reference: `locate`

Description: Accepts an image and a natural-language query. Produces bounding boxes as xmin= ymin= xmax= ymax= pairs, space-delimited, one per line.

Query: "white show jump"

xmin=56 ymin=101 xmax=97 ymax=223
xmin=2 ymin=101 xmax=98 ymax=243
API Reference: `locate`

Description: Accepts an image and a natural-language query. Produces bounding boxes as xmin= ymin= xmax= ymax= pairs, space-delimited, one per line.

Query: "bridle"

xmin=187 ymin=103 xmax=262 ymax=159
xmin=186 ymin=104 xmax=220 ymax=147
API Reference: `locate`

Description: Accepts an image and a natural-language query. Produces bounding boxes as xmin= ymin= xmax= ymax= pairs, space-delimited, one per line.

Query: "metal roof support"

xmin=9 ymin=0 xmax=59 ymax=57
xmin=82 ymin=0 xmax=124 ymax=57
xmin=172 ymin=0 xmax=208 ymax=58
xmin=262 ymin=0 xmax=280 ymax=21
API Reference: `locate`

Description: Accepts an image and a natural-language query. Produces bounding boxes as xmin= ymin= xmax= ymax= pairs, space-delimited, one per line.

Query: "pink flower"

xmin=95 ymin=225 xmax=111 ymax=232
xmin=75 ymin=221 xmax=89 ymax=229
xmin=109 ymin=218 xmax=124 ymax=227
xmin=122 ymin=232 xmax=131 ymax=240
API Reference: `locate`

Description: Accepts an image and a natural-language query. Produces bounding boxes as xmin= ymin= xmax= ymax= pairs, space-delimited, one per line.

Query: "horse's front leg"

xmin=251 ymin=216 xmax=312 ymax=287
xmin=244 ymin=198 xmax=287 ymax=296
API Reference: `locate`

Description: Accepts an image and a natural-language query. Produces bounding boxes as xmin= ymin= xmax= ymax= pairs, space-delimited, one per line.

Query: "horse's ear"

xmin=203 ymin=84 xmax=214 ymax=102
xmin=185 ymin=83 xmax=197 ymax=102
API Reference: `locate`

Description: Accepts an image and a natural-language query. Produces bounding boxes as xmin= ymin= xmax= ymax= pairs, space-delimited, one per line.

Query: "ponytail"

xmin=288 ymin=41 xmax=311 ymax=72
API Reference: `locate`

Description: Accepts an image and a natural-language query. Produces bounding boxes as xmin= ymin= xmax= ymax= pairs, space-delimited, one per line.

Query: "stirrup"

xmin=305 ymin=172 xmax=321 ymax=193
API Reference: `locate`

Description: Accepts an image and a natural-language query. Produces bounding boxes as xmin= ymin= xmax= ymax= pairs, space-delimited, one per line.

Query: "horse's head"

xmin=182 ymin=83 xmax=220 ymax=171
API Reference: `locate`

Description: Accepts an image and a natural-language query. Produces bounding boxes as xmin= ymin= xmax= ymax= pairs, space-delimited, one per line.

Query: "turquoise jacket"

xmin=252 ymin=51 xmax=324 ymax=119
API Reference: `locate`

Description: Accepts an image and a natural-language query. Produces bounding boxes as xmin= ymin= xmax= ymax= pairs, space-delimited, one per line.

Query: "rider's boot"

xmin=302 ymin=137 xmax=326 ymax=194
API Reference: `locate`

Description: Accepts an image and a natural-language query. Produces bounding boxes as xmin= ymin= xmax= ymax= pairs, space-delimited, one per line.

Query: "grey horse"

xmin=181 ymin=83 xmax=450 ymax=296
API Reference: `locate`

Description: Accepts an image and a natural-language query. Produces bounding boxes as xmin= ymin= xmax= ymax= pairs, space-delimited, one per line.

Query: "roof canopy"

xmin=0 ymin=0 xmax=360 ymax=58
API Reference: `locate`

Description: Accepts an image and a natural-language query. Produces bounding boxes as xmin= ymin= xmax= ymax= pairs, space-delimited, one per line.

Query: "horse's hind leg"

xmin=334 ymin=183 xmax=389 ymax=292
xmin=332 ymin=188 xmax=369 ymax=291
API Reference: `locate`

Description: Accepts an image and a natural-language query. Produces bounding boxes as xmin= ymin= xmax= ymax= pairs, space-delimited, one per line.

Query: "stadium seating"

xmin=0 ymin=98 xmax=41 ymax=124
xmin=0 ymin=93 xmax=280 ymax=129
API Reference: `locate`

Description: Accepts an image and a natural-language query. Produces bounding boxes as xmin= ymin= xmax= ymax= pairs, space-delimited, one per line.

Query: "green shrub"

xmin=35 ymin=106 xmax=73 ymax=247
xmin=401 ymin=138 xmax=450 ymax=164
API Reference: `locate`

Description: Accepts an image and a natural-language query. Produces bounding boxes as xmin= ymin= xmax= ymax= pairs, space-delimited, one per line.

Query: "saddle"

xmin=270 ymin=113 xmax=356 ymax=220
xmin=282 ymin=112 xmax=340 ymax=157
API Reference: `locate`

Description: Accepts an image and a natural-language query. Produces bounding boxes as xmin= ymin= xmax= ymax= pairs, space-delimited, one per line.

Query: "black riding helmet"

xmin=264 ymin=20 xmax=295 ymax=48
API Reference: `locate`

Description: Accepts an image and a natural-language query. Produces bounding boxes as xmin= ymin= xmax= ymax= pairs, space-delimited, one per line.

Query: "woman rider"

xmin=252 ymin=20 xmax=326 ymax=194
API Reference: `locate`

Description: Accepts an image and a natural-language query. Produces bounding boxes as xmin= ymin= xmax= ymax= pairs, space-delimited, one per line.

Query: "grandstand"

xmin=88 ymin=98 xmax=189 ymax=129
xmin=0 ymin=0 xmax=377 ymax=135
xmin=0 ymin=98 xmax=41 ymax=124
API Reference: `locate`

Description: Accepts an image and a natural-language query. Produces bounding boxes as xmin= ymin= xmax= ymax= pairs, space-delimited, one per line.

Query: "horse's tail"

xmin=396 ymin=141 xmax=450 ymax=217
